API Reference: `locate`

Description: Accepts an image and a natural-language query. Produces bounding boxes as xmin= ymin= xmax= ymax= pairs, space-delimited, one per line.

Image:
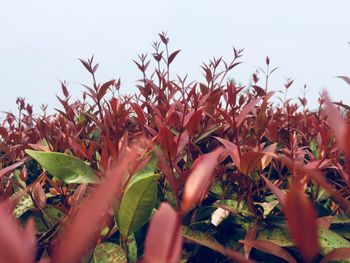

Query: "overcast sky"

xmin=1 ymin=1 xmax=350 ymax=114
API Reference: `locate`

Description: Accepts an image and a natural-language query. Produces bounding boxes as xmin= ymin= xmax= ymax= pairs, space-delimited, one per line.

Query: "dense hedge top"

xmin=0 ymin=33 xmax=349 ymax=262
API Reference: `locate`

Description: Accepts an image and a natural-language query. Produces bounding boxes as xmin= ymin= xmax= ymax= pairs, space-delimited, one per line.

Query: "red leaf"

xmin=79 ymin=59 xmax=93 ymax=74
xmin=236 ymin=97 xmax=261 ymax=127
xmin=184 ymin=109 xmax=203 ymax=135
xmin=0 ymin=158 xmax=27 ymax=179
xmin=284 ymin=182 xmax=319 ymax=262
xmin=33 ymin=182 xmax=46 ymax=208
xmin=52 ymin=148 xmax=138 ymax=263
xmin=337 ymin=75 xmax=350 ymax=86
xmin=214 ymin=137 xmax=241 ymax=168
xmin=175 ymin=131 xmax=189 ymax=156
xmin=28 ymin=143 xmax=50 ymax=152
xmin=320 ymin=247 xmax=350 ymax=263
xmin=60 ymin=81 xmax=69 ymax=97
xmin=159 ymin=33 xmax=169 ymax=45
xmin=131 ymin=102 xmax=146 ymax=123
xmin=0 ymin=126 xmax=9 ymax=140
xmin=240 ymin=151 xmax=265 ymax=175
xmin=251 ymin=85 xmax=266 ymax=97
xmin=325 ymin=94 xmax=350 ymax=178
xmin=144 ymin=203 xmax=182 ymax=263
xmin=168 ymin=49 xmax=181 ymax=64
xmin=243 ymin=224 xmax=257 ymax=259
xmin=158 ymin=124 xmax=177 ymax=160
xmin=227 ymin=61 xmax=243 ymax=71
xmin=0 ymin=202 xmax=36 ymax=263
xmin=182 ymin=148 xmax=223 ymax=213
xmin=240 ymin=240 xmax=297 ymax=263
xmin=260 ymin=174 xmax=286 ymax=206
xmin=97 ymin=79 xmax=115 ymax=101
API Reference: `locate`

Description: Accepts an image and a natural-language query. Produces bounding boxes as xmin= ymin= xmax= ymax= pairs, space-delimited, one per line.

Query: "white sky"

xmin=1 ymin=0 xmax=350 ymax=114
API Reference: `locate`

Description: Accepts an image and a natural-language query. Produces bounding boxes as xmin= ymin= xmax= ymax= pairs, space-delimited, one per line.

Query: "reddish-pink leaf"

xmin=227 ymin=61 xmax=243 ymax=71
xmin=240 ymin=240 xmax=297 ymax=263
xmin=325 ymin=94 xmax=350 ymax=179
xmin=184 ymin=109 xmax=203 ymax=135
xmin=0 ymin=203 xmax=36 ymax=263
xmin=60 ymin=81 xmax=69 ymax=97
xmin=71 ymin=183 xmax=88 ymax=210
xmin=33 ymin=182 xmax=46 ymax=208
xmin=97 ymin=79 xmax=115 ymax=101
xmin=261 ymin=143 xmax=277 ymax=169
xmin=182 ymin=148 xmax=223 ymax=213
xmin=159 ymin=33 xmax=169 ymax=45
xmin=0 ymin=126 xmax=9 ymax=140
xmin=243 ymin=224 xmax=257 ymax=259
xmin=260 ymin=174 xmax=286 ymax=207
xmin=251 ymin=85 xmax=266 ymax=97
xmin=317 ymin=216 xmax=333 ymax=229
xmin=320 ymin=247 xmax=350 ymax=263
xmin=131 ymin=102 xmax=146 ymax=123
xmin=175 ymin=131 xmax=189 ymax=156
xmin=236 ymin=97 xmax=261 ymax=127
xmin=28 ymin=143 xmax=50 ymax=152
xmin=144 ymin=203 xmax=182 ymax=263
xmin=214 ymin=137 xmax=241 ymax=168
xmin=158 ymin=124 xmax=177 ymax=160
xmin=0 ymin=158 xmax=27 ymax=179
xmin=337 ymin=75 xmax=350 ymax=86
xmin=284 ymin=182 xmax=319 ymax=262
xmin=79 ymin=59 xmax=93 ymax=74
xmin=240 ymin=151 xmax=265 ymax=175
xmin=168 ymin=49 xmax=181 ymax=64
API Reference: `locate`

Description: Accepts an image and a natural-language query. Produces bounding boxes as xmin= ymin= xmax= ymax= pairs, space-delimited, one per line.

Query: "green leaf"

xmin=25 ymin=150 xmax=99 ymax=184
xmin=13 ymin=193 xmax=34 ymax=218
xmin=183 ymin=226 xmax=227 ymax=256
xmin=257 ymin=228 xmax=294 ymax=247
xmin=93 ymin=243 xmax=127 ymax=263
xmin=117 ymin=158 xmax=158 ymax=237
xmin=258 ymin=226 xmax=350 ymax=257
xmin=318 ymin=226 xmax=350 ymax=256
xmin=310 ymin=138 xmax=320 ymax=159
xmin=125 ymin=234 xmax=138 ymax=262
xmin=183 ymin=227 xmax=248 ymax=261
xmin=331 ymin=214 xmax=350 ymax=225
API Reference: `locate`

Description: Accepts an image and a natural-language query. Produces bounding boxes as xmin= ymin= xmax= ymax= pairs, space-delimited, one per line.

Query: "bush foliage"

xmin=0 ymin=33 xmax=350 ymax=263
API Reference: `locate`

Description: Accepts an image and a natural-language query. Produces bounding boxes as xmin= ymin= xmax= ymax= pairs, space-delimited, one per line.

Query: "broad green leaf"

xmin=13 ymin=193 xmax=34 ymax=218
xmin=258 ymin=226 xmax=350 ymax=258
xmin=93 ymin=243 xmax=127 ymax=263
xmin=332 ymin=226 xmax=350 ymax=239
xmin=43 ymin=206 xmax=65 ymax=223
xmin=183 ymin=226 xmax=226 ymax=255
xmin=257 ymin=228 xmax=294 ymax=247
xmin=331 ymin=214 xmax=350 ymax=225
xmin=183 ymin=227 xmax=248 ymax=262
xmin=126 ymin=234 xmax=137 ymax=262
xmin=25 ymin=150 xmax=99 ymax=184
xmin=318 ymin=226 xmax=350 ymax=256
xmin=117 ymin=158 xmax=158 ymax=237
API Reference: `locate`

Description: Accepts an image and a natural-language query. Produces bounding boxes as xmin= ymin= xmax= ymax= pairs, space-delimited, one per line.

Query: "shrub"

xmin=0 ymin=32 xmax=349 ymax=263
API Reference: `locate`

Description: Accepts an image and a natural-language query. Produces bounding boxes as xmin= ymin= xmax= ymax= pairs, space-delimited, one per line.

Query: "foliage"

xmin=0 ymin=32 xmax=350 ymax=262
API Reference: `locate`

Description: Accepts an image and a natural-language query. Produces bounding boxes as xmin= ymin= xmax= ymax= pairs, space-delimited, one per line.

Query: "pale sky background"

xmin=1 ymin=1 xmax=350 ymax=114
